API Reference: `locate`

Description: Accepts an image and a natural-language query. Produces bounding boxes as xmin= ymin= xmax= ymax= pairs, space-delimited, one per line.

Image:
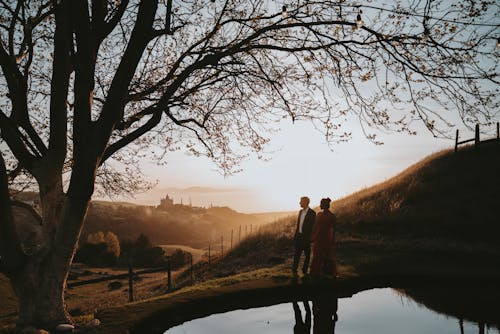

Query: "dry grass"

xmin=2 ymin=141 xmax=499 ymax=333
xmin=331 ymin=141 xmax=500 ymax=241
xmin=65 ymin=270 xmax=172 ymax=316
xmin=159 ymin=244 xmax=205 ymax=262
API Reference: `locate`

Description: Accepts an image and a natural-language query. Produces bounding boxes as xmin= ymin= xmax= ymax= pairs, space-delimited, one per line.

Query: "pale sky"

xmin=109 ymin=117 xmax=493 ymax=213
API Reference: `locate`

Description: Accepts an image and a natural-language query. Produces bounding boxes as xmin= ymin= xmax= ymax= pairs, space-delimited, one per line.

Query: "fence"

xmin=454 ymin=122 xmax=499 ymax=153
xmin=67 ymin=261 xmax=172 ymax=302
xmin=66 ymin=223 xmax=266 ymax=302
xmin=206 ymin=224 xmax=258 ymax=268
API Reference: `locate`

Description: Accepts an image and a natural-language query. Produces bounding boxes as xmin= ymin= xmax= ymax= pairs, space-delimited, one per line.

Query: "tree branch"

xmin=100 ymin=107 xmax=162 ymax=164
xmin=48 ymin=0 xmax=71 ymax=166
xmin=0 ymin=110 xmax=36 ymax=172
xmin=96 ymin=0 xmax=157 ymax=154
xmin=0 ymin=40 xmax=47 ymax=157
xmin=98 ymin=0 xmax=129 ymax=42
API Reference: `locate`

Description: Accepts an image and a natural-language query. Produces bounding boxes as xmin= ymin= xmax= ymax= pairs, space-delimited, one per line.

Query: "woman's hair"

xmin=320 ymin=197 xmax=331 ymax=210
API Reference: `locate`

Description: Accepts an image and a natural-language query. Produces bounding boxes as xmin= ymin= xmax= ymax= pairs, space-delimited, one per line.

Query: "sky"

xmin=108 ymin=117 xmax=493 ymax=213
xmin=96 ymin=1 xmax=499 ymax=213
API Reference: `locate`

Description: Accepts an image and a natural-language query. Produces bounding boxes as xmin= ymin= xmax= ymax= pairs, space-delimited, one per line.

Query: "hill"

xmin=331 ymin=140 xmax=500 ymax=241
xmin=83 ymin=202 xmax=292 ymax=248
xmin=9 ymin=192 xmax=291 ymax=248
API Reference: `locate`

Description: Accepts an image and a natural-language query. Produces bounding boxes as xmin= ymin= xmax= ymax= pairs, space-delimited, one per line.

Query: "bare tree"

xmin=0 ymin=0 xmax=498 ymax=329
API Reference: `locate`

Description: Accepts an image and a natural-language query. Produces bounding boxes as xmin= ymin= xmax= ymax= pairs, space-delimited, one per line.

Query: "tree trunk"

xmin=8 ymin=194 xmax=90 ymax=330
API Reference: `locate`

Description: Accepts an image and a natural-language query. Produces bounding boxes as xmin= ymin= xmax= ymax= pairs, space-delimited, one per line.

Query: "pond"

xmin=164 ymin=288 xmax=499 ymax=334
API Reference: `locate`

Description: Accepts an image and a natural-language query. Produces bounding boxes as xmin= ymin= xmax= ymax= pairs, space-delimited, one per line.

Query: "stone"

xmin=55 ymin=323 xmax=74 ymax=332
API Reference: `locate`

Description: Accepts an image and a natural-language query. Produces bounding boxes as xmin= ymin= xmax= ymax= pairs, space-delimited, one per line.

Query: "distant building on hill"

xmin=157 ymin=193 xmax=198 ymax=211
xmin=158 ymin=194 xmax=174 ymax=210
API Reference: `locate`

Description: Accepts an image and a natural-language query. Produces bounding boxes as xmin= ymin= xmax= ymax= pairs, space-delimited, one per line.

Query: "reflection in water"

xmin=401 ymin=286 xmax=500 ymax=333
xmin=292 ymin=301 xmax=310 ymax=334
xmin=165 ymin=288 xmax=499 ymax=334
xmin=312 ymin=296 xmax=338 ymax=334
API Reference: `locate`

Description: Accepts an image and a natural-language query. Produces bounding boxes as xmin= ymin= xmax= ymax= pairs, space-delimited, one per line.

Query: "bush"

xmin=119 ymin=234 xmax=167 ymax=267
xmin=75 ymin=242 xmax=118 ymax=267
xmin=169 ymin=248 xmax=191 ymax=270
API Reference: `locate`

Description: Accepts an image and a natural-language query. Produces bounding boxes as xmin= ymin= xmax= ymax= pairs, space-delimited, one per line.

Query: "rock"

xmin=55 ymin=323 xmax=74 ymax=332
xmin=107 ymin=281 xmax=123 ymax=291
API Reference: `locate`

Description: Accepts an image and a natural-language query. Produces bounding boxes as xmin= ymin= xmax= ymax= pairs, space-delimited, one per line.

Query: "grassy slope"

xmin=333 ymin=141 xmax=500 ymax=241
xmin=2 ymin=141 xmax=499 ymax=333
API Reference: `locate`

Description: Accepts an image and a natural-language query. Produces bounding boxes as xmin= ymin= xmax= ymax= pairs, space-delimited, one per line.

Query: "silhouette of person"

xmin=312 ymin=295 xmax=338 ymax=334
xmin=310 ymin=197 xmax=337 ymax=278
xmin=292 ymin=196 xmax=316 ymax=275
xmin=292 ymin=301 xmax=311 ymax=334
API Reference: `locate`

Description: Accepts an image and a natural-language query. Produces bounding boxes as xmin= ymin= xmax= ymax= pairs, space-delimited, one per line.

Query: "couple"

xmin=292 ymin=196 xmax=337 ymax=278
xmin=293 ymin=297 xmax=338 ymax=334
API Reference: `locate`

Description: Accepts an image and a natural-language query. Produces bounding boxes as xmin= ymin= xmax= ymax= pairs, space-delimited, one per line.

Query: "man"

xmin=292 ymin=196 xmax=316 ymax=275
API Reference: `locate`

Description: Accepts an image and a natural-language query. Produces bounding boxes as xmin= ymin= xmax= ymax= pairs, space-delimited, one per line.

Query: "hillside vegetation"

xmin=331 ymin=141 xmax=500 ymax=241
xmin=10 ymin=192 xmax=291 ymax=248
xmin=175 ymin=141 xmax=500 ymax=287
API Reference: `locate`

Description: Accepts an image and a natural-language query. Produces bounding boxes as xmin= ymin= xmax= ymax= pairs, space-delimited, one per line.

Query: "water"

xmin=164 ymin=288 xmax=499 ymax=334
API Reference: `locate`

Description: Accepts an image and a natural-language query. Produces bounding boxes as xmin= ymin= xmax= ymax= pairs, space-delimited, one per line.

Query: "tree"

xmin=86 ymin=231 xmax=105 ymax=244
xmin=0 ymin=0 xmax=498 ymax=329
xmin=104 ymin=231 xmax=120 ymax=258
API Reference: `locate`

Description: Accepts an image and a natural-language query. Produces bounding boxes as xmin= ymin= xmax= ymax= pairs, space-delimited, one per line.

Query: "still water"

xmin=165 ymin=288 xmax=498 ymax=334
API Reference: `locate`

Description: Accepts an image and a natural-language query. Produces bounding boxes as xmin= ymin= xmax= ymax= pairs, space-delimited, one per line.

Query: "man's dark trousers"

xmin=293 ymin=234 xmax=311 ymax=274
xmin=292 ymin=208 xmax=315 ymax=274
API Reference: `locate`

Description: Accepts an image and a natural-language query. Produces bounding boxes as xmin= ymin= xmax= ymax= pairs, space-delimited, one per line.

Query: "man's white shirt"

xmin=298 ymin=207 xmax=309 ymax=233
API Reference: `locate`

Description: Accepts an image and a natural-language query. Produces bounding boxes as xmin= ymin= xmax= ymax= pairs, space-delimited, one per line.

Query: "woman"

xmin=310 ymin=197 xmax=337 ymax=278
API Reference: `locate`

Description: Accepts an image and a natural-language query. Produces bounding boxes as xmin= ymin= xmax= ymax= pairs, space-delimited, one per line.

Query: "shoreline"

xmin=92 ymin=273 xmax=500 ymax=334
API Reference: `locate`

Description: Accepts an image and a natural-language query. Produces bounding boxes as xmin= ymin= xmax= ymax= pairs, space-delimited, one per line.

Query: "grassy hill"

xmin=331 ymin=140 xmax=500 ymax=241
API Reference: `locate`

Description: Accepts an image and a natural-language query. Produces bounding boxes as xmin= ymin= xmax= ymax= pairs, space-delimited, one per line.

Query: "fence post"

xmin=454 ymin=129 xmax=459 ymax=153
xmin=128 ymin=264 xmax=134 ymax=302
xmin=221 ymin=235 xmax=223 ymax=257
xmin=474 ymin=124 xmax=480 ymax=149
xmin=167 ymin=257 xmax=172 ymax=291
xmin=239 ymin=226 xmax=241 ymax=243
xmin=190 ymin=253 xmax=193 ymax=282
xmin=497 ymin=122 xmax=499 ymax=139
xmin=230 ymin=229 xmax=233 ymax=249
xmin=250 ymin=224 xmax=253 ymax=234
xmin=208 ymin=243 xmax=211 ymax=267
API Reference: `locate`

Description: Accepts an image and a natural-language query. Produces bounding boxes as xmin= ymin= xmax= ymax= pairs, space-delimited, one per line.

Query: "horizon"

xmin=100 ymin=120 xmax=491 ymax=213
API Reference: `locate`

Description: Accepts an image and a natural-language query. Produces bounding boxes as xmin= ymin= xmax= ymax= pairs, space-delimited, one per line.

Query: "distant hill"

xmin=84 ymin=202 xmax=294 ymax=247
xmin=10 ymin=192 xmax=292 ymax=248
xmin=332 ymin=140 xmax=500 ymax=241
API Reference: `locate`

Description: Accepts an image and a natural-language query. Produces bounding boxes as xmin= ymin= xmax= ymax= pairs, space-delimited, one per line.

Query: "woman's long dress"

xmin=310 ymin=210 xmax=336 ymax=277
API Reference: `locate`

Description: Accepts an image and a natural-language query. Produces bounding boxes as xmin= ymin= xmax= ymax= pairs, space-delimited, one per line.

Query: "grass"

xmin=331 ymin=141 xmax=500 ymax=242
xmin=159 ymin=244 xmax=205 ymax=262
xmin=1 ymin=140 xmax=500 ymax=333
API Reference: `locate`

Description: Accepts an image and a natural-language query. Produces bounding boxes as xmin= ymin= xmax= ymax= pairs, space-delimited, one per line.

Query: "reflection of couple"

xmin=293 ymin=297 xmax=338 ymax=334
xmin=292 ymin=196 xmax=337 ymax=278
